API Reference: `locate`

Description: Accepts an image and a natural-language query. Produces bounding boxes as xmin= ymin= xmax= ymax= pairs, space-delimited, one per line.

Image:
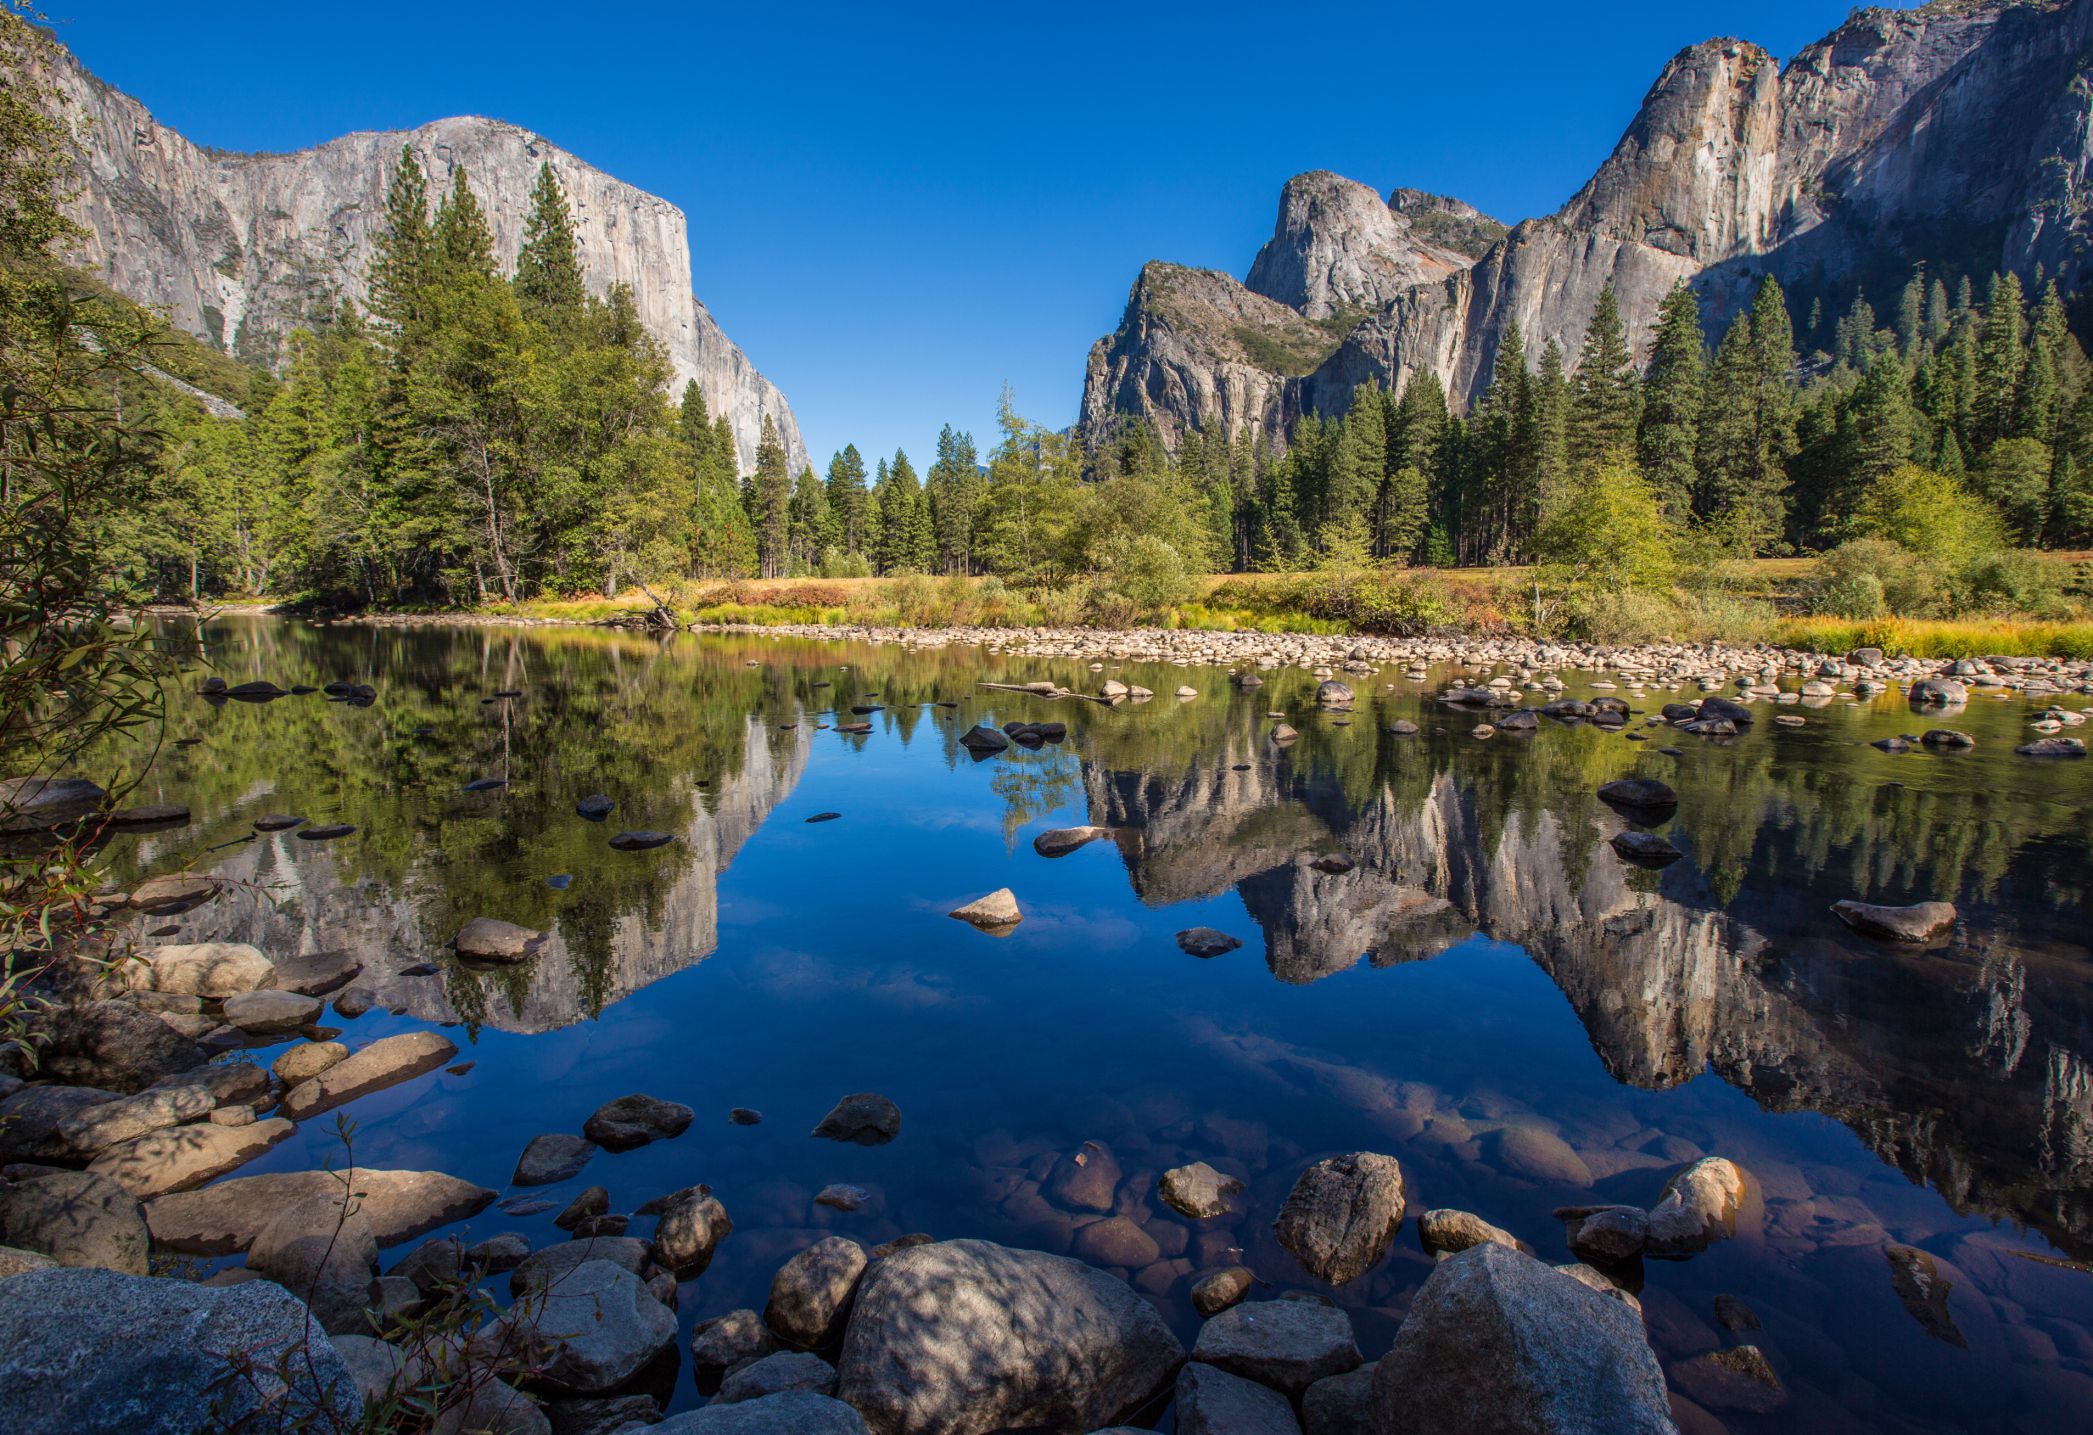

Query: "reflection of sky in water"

xmin=120 ymin=619 xmax=2093 ymax=1431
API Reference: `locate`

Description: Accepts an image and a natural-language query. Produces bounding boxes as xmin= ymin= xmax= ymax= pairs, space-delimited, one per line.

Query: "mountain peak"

xmin=1245 ymin=169 xmax=1473 ymax=319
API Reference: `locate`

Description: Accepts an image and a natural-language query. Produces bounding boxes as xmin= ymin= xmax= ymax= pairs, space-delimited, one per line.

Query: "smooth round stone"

xmin=608 ymin=831 xmax=675 ymax=851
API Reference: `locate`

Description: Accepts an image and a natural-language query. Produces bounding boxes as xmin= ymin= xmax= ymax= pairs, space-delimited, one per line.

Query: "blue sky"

xmin=59 ymin=1 xmax=1888 ymax=469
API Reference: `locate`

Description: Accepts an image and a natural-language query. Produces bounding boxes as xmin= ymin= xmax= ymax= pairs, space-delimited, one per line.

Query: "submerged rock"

xmin=833 ymin=1237 xmax=1183 ymax=1435
xmin=1645 ymin=1157 xmax=1748 ymax=1257
xmin=1191 ymin=1265 xmax=1254 ymax=1316
xmin=1032 ymin=825 xmax=1111 ymax=857
xmin=1595 ymin=778 xmax=1677 ymax=819
xmin=582 ymin=1093 xmax=694 ymax=1151
xmin=515 ymin=1133 xmax=597 ymax=1186
xmin=278 ymin=1031 xmax=458 ymax=1120
xmin=1176 ymin=927 xmax=1243 ymax=958
xmin=958 ymin=724 xmax=1010 ymax=754
xmin=811 ymin=1092 xmax=901 ymax=1146
xmin=1830 ymin=899 xmax=1956 ymax=943
xmin=1417 ymin=1208 xmax=1525 ymax=1259
xmin=1273 ymin=1152 xmax=1406 ymax=1285
xmin=455 ymin=917 xmax=546 ymax=961
xmin=766 ymin=1236 xmax=867 ymax=1349
xmin=1160 ymin=1161 xmax=1243 ymax=1219
xmin=576 ymin=794 xmax=615 ymax=820
xmin=1885 ymin=1244 xmax=1967 ymax=1346
xmin=1669 ymin=1344 xmax=1786 ymax=1414
xmin=608 ymin=830 xmax=676 ymax=851
xmin=2016 ymin=735 xmax=2086 ymax=757
xmin=1368 ymin=1243 xmax=1674 ymax=1435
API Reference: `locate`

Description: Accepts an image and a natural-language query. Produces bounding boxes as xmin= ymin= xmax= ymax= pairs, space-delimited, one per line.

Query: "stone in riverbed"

xmin=278 ymin=1031 xmax=458 ymax=1120
xmin=1417 ymin=1208 xmax=1526 ymax=1259
xmin=455 ymin=917 xmax=545 ymax=961
xmin=1273 ymin=1151 xmax=1406 ymax=1285
xmin=651 ymin=1185 xmax=732 ymax=1273
xmin=0 ymin=1267 xmax=362 ymax=1433
xmin=1302 ymin=1364 xmax=1375 ymax=1435
xmin=553 ymin=1186 xmax=609 ymax=1231
xmin=1668 ymin=1344 xmax=1786 ymax=1414
xmin=477 ymin=1259 xmax=677 ymax=1395
xmin=811 ymin=1092 xmax=901 ymax=1145
xmin=273 ymin=1040 xmax=349 ymax=1084
xmin=1831 ymin=899 xmax=1956 ymax=943
xmin=766 ymin=1236 xmax=867 ymax=1349
xmin=1177 ymin=927 xmax=1243 ymax=958
xmin=0 ymin=1171 xmax=148 ymax=1273
xmin=221 ymin=988 xmax=323 ymax=1033
xmin=1368 ymin=1242 xmax=1674 ymax=1435
xmin=1596 ymin=777 xmax=1678 ymax=819
xmin=1610 ymin=830 xmax=1681 ymax=865
xmin=1044 ymin=1139 xmax=1122 ymax=1212
xmin=949 ymin=887 xmax=1021 ymax=931
xmin=834 ymin=1238 xmax=1183 ymax=1435
xmin=515 ymin=1132 xmax=596 ymax=1186
xmin=1564 ymin=1204 xmax=1648 ymax=1264
xmin=87 ymin=1117 xmax=295 ymax=1198
xmin=1192 ymin=1297 xmax=1361 ymax=1396
xmin=268 ymin=948 xmax=363 ymax=996
xmin=510 ymin=1236 xmax=651 ymax=1297
xmin=691 ymin=1308 xmax=777 ymax=1379
xmin=252 ymin=813 xmax=305 ymax=832
xmin=1071 ymin=1215 xmax=1161 ymax=1268
xmin=144 ymin=1168 xmax=495 ymax=1254
xmin=717 ymin=1350 xmax=837 ymax=1405
xmin=1909 ymin=676 xmax=1968 ymax=706
xmin=56 ymin=1082 xmax=215 ymax=1154
xmin=126 ymin=872 xmax=223 ymax=914
xmin=608 ymin=830 xmax=676 ymax=851
xmin=1920 ymin=728 xmax=1975 ymax=750
xmin=576 ymin=794 xmax=615 ymax=821
xmin=434 ymin=1377 xmax=546 ymax=1435
xmin=0 ymin=1084 xmax=122 ymax=1162
xmin=29 ymin=1001 xmax=204 ymax=1094
xmin=1492 ymin=1125 xmax=1594 ymax=1188
xmin=0 ymin=1246 xmax=57 ymax=1279
xmin=1644 ymin=1157 xmax=1748 ymax=1257
xmin=583 ymin=1092 xmax=694 ymax=1151
xmin=1191 ymin=1265 xmax=1255 ymax=1316
xmin=245 ymin=1191 xmax=380 ymax=1335
xmin=2017 ymin=735 xmax=2086 ymax=757
xmin=1885 ymin=1244 xmax=1966 ymax=1346
xmin=1160 ymin=1161 xmax=1242 ymax=1219
xmin=0 ymin=776 xmax=104 ymax=831
xmin=1032 ymin=825 xmax=1111 ymax=857
xmin=297 ymin=823 xmax=356 ymax=841
xmin=1176 ymin=1361 xmax=1300 ymax=1434
xmin=131 ymin=942 xmax=274 ymax=997
xmin=653 ymin=1392 xmax=868 ymax=1433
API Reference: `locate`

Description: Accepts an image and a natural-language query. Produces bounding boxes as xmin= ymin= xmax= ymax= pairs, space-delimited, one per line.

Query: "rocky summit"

xmin=1083 ymin=0 xmax=2093 ymax=453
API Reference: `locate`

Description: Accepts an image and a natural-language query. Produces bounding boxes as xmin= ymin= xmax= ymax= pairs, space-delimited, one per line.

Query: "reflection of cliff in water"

xmin=1086 ymin=752 xmax=2093 ymax=1256
xmin=173 ymin=715 xmax=809 ymax=1033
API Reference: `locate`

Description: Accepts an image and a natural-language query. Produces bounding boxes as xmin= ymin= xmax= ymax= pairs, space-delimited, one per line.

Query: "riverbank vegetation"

xmin=38 ymin=120 xmax=2093 ymax=655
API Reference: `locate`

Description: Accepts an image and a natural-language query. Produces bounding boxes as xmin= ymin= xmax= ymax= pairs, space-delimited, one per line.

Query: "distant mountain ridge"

xmin=27 ymin=28 xmax=807 ymax=475
xmin=1083 ymin=0 xmax=2093 ymax=453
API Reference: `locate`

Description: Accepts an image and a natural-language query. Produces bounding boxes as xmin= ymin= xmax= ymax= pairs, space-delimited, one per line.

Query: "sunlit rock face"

xmin=25 ymin=30 xmax=806 ymax=475
xmin=1087 ymin=1 xmax=2093 ymax=449
xmin=165 ymin=717 xmax=809 ymax=1034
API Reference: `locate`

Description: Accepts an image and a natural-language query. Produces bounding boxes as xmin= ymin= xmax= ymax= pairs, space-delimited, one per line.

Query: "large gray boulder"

xmin=1366 ymin=1243 xmax=1676 ymax=1435
xmin=655 ymin=1391 xmax=868 ymax=1432
xmin=1176 ymin=1361 xmax=1302 ymax=1434
xmin=765 ymin=1236 xmax=866 ymax=1349
xmin=1273 ymin=1152 xmax=1406 ymax=1285
xmin=0 ymin=1170 xmax=149 ymax=1273
xmin=245 ymin=1192 xmax=381 ymax=1335
xmin=834 ymin=1238 xmax=1184 ymax=1435
xmin=144 ymin=1168 xmax=496 ymax=1254
xmin=0 ymin=1083 xmax=122 ymax=1163
xmin=0 ymin=1266 xmax=361 ymax=1433
xmin=716 ymin=1350 xmax=837 ymax=1404
xmin=1192 ymin=1298 xmax=1361 ymax=1396
xmin=477 ymin=1259 xmax=676 ymax=1395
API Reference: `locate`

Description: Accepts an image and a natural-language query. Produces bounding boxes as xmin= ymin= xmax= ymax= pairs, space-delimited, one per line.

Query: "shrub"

xmin=1810 ymin=538 xmax=1950 ymax=617
xmin=1850 ymin=464 xmax=2007 ymax=565
xmin=1098 ymin=534 xmax=1195 ymax=615
xmin=1954 ymin=549 xmax=2069 ymax=617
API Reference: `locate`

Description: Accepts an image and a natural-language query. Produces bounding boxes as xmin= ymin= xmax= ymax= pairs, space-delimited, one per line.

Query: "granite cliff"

xmin=27 ymin=29 xmax=806 ymax=474
xmin=1083 ymin=0 xmax=2093 ymax=453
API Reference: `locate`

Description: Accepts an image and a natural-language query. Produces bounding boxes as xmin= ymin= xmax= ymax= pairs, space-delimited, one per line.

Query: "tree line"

xmin=105 ymin=143 xmax=2093 ymax=607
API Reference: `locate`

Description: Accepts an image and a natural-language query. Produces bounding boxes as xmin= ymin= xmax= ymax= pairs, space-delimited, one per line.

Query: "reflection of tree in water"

xmin=989 ymin=746 xmax=1083 ymax=848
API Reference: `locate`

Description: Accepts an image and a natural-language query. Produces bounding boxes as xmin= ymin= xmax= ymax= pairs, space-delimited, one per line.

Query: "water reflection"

xmin=88 ymin=617 xmax=2093 ymax=1426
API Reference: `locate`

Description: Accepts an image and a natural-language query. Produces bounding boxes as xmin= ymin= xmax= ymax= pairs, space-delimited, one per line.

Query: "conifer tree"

xmin=825 ymin=444 xmax=870 ymax=556
xmin=1531 ymin=340 xmax=1572 ymax=523
xmin=1638 ymin=281 xmax=1704 ymax=518
xmin=516 ymin=162 xmax=586 ymax=315
xmin=432 ymin=168 xmax=495 ymax=280
xmin=370 ymin=147 xmax=432 ymax=332
xmin=1567 ymin=286 xmax=1641 ymax=470
xmin=787 ymin=465 xmax=830 ymax=572
xmin=1974 ymin=271 xmax=2027 ymax=450
xmin=750 ymin=415 xmax=791 ymax=577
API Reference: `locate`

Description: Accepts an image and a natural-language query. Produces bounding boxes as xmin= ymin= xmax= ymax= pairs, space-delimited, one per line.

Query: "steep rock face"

xmin=1081 ymin=262 xmax=1322 ymax=449
xmin=1087 ymin=0 xmax=2093 ymax=451
xmin=1245 ymin=170 xmax=1472 ymax=318
xmin=27 ymin=30 xmax=805 ymax=474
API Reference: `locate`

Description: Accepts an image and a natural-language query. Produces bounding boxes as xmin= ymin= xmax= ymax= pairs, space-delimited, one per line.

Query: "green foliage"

xmin=1850 ymin=463 xmax=2007 ymax=565
xmin=1097 ymin=533 xmax=1195 ymax=614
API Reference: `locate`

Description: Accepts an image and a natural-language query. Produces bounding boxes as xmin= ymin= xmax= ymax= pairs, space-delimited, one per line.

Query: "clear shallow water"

xmin=99 ymin=616 xmax=2093 ymax=1432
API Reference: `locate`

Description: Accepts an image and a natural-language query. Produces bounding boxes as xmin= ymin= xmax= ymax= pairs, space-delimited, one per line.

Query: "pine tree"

xmin=1567 ymin=285 xmax=1641 ymax=470
xmin=925 ymin=424 xmax=983 ymax=573
xmin=787 ymin=465 xmax=830 ymax=572
xmin=432 ymin=168 xmax=495 ymax=280
xmin=1848 ymin=352 xmax=1918 ymax=489
xmin=1974 ymin=271 xmax=2027 ymax=451
xmin=369 ymin=147 xmax=432 ymax=332
xmin=515 ymin=163 xmax=587 ymax=315
xmin=2019 ymin=282 xmax=2070 ymax=443
xmin=1637 ymin=281 xmax=1703 ymax=519
xmin=1925 ymin=278 xmax=1951 ymax=346
xmin=1896 ymin=273 xmax=1925 ymax=356
xmin=751 ymin=415 xmax=791 ymax=577
xmin=1531 ymin=340 xmax=1571 ymax=524
xmin=825 ymin=444 xmax=870 ymax=556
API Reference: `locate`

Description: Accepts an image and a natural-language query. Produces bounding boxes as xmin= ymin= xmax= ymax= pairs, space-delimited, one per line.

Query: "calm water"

xmin=98 ymin=616 xmax=2093 ymax=1432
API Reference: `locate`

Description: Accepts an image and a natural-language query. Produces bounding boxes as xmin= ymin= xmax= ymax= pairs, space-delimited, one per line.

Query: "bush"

xmin=1810 ymin=538 xmax=1950 ymax=617
xmin=818 ymin=548 xmax=873 ymax=579
xmin=1560 ymin=587 xmax=1681 ymax=644
xmin=1098 ymin=534 xmax=1195 ymax=615
xmin=1850 ymin=464 xmax=2007 ymax=565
